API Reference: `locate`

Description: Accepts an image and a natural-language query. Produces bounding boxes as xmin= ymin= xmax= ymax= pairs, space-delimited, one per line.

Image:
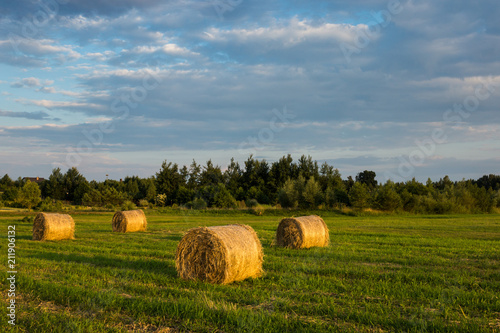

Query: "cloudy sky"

xmin=0 ymin=0 xmax=499 ymax=182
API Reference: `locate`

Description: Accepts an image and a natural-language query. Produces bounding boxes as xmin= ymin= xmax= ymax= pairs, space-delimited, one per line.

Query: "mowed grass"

xmin=1 ymin=211 xmax=500 ymax=332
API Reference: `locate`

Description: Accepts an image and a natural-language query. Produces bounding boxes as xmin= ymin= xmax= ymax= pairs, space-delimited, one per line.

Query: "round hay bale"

xmin=175 ymin=224 xmax=263 ymax=284
xmin=275 ymin=215 xmax=329 ymax=249
xmin=112 ymin=209 xmax=147 ymax=232
xmin=33 ymin=213 xmax=75 ymax=241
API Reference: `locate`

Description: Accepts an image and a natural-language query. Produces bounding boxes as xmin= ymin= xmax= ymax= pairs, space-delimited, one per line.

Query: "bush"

xmin=156 ymin=194 xmax=167 ymax=207
xmin=250 ymin=204 xmax=265 ymax=216
xmin=121 ymin=200 xmax=137 ymax=211
xmin=186 ymin=198 xmax=207 ymax=210
xmin=138 ymin=199 xmax=149 ymax=207
xmin=245 ymin=198 xmax=259 ymax=208
xmin=37 ymin=198 xmax=56 ymax=212
xmin=104 ymin=203 xmax=115 ymax=210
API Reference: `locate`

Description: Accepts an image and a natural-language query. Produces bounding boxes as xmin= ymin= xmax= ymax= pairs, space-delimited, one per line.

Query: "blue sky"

xmin=0 ymin=0 xmax=499 ymax=181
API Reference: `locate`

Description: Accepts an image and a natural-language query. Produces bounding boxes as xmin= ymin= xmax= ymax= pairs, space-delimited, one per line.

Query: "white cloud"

xmin=202 ymin=18 xmax=372 ymax=47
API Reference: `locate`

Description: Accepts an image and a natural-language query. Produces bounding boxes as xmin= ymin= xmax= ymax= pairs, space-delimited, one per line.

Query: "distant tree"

xmin=348 ymin=182 xmax=370 ymax=209
xmin=224 ymin=157 xmax=242 ymax=194
xmin=435 ymin=175 xmax=453 ymax=191
xmin=303 ymin=176 xmax=322 ymax=208
xmin=2 ymin=187 xmax=18 ymax=202
xmin=356 ymin=170 xmax=377 ymax=189
xmin=269 ymin=154 xmax=295 ymax=193
xmin=16 ymin=180 xmax=41 ymax=210
xmin=62 ymin=167 xmax=89 ymax=203
xmin=187 ymin=160 xmax=201 ymax=190
xmin=156 ymin=160 xmax=183 ymax=204
xmin=177 ymin=186 xmax=195 ymax=205
xmin=294 ymin=175 xmax=307 ymax=207
xmin=101 ymin=187 xmax=128 ymax=207
xmin=344 ymin=176 xmax=355 ymax=192
xmin=242 ymin=155 xmax=260 ymax=191
xmin=319 ymin=162 xmax=343 ymax=191
xmin=125 ymin=178 xmax=140 ymax=200
xmin=297 ymin=155 xmax=319 ymax=180
xmin=475 ymin=174 xmax=500 ymax=190
xmin=375 ymin=181 xmax=402 ymax=212
xmin=142 ymin=178 xmax=157 ymax=202
xmin=0 ymin=174 xmax=14 ymax=191
xmin=278 ymin=178 xmax=298 ymax=208
xmin=82 ymin=189 xmax=103 ymax=207
xmin=41 ymin=168 xmax=65 ymax=200
xmin=199 ymin=160 xmax=223 ymax=187
xmin=213 ymin=183 xmax=237 ymax=208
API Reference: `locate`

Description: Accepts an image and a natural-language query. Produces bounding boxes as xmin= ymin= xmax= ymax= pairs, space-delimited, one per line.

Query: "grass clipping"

xmin=175 ymin=224 xmax=263 ymax=284
xmin=33 ymin=213 xmax=75 ymax=241
xmin=112 ymin=209 xmax=147 ymax=233
xmin=275 ymin=215 xmax=329 ymax=249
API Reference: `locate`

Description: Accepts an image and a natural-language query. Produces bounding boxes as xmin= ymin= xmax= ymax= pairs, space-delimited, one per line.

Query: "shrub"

xmin=155 ymin=193 xmax=167 ymax=207
xmin=186 ymin=198 xmax=207 ymax=210
xmin=245 ymin=198 xmax=259 ymax=208
xmin=250 ymin=205 xmax=265 ymax=216
xmin=138 ymin=199 xmax=149 ymax=207
xmin=121 ymin=200 xmax=137 ymax=211
xmin=104 ymin=203 xmax=115 ymax=210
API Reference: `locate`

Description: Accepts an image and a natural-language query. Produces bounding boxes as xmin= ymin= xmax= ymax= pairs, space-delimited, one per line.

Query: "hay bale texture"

xmin=112 ymin=210 xmax=147 ymax=232
xmin=275 ymin=215 xmax=329 ymax=249
xmin=175 ymin=224 xmax=263 ymax=284
xmin=33 ymin=213 xmax=75 ymax=241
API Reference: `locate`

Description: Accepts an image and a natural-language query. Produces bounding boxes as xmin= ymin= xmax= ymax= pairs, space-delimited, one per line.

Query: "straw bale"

xmin=112 ymin=209 xmax=147 ymax=232
xmin=175 ymin=224 xmax=263 ymax=284
xmin=275 ymin=215 xmax=329 ymax=249
xmin=33 ymin=213 xmax=75 ymax=241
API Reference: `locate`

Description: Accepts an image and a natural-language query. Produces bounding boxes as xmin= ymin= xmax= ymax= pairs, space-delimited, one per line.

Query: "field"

xmin=1 ymin=211 xmax=500 ymax=332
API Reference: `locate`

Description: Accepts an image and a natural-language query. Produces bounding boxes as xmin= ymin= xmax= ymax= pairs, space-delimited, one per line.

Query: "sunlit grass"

xmin=1 ymin=211 xmax=499 ymax=332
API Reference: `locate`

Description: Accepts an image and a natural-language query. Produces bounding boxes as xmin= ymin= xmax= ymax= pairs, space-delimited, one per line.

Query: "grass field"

xmin=1 ymin=211 xmax=500 ymax=332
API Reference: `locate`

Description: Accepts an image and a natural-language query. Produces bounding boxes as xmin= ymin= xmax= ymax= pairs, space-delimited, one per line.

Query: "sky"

xmin=0 ymin=0 xmax=499 ymax=182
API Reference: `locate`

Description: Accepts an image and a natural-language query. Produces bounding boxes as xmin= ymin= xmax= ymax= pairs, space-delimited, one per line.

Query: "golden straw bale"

xmin=275 ymin=215 xmax=329 ymax=249
xmin=32 ymin=213 xmax=75 ymax=241
xmin=175 ymin=224 xmax=263 ymax=284
xmin=112 ymin=210 xmax=147 ymax=233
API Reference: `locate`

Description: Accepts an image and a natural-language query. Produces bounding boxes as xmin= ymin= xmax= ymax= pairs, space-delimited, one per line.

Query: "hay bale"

xmin=275 ymin=215 xmax=329 ymax=249
xmin=33 ymin=213 xmax=75 ymax=241
xmin=175 ymin=224 xmax=263 ymax=284
xmin=112 ymin=209 xmax=147 ymax=232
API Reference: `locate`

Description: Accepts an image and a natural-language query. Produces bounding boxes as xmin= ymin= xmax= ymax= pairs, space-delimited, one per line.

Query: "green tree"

xmin=356 ymin=170 xmax=377 ymax=189
xmin=187 ymin=160 xmax=201 ymax=190
xmin=156 ymin=160 xmax=183 ymax=204
xmin=349 ymin=182 xmax=370 ymax=209
xmin=42 ymin=168 xmax=65 ymax=200
xmin=297 ymin=155 xmax=319 ymax=180
xmin=375 ymin=181 xmax=402 ymax=212
xmin=303 ymin=176 xmax=322 ymax=208
xmin=16 ymin=180 xmax=41 ymax=210
xmin=63 ymin=167 xmax=89 ymax=203
xmin=82 ymin=189 xmax=103 ymax=207
xmin=0 ymin=174 xmax=14 ymax=191
xmin=213 ymin=183 xmax=237 ymax=208
xmin=224 ymin=158 xmax=242 ymax=194
xmin=199 ymin=160 xmax=223 ymax=186
xmin=278 ymin=178 xmax=298 ymax=208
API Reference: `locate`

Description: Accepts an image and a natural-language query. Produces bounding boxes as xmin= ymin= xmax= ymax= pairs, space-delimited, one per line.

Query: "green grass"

xmin=1 ymin=211 xmax=500 ymax=332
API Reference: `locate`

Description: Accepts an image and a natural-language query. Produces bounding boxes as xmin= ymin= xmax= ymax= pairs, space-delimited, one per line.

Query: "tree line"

xmin=1 ymin=155 xmax=499 ymax=213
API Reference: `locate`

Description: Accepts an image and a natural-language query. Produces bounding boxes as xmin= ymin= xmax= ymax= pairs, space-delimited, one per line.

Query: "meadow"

xmin=1 ymin=210 xmax=499 ymax=332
